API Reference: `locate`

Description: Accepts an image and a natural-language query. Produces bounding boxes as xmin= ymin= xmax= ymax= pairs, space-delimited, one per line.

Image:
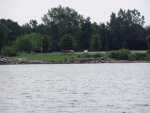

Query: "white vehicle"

xmin=83 ymin=50 xmax=88 ymax=54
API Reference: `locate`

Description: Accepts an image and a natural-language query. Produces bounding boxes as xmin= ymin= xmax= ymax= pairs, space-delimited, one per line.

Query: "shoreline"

xmin=0 ymin=57 xmax=150 ymax=65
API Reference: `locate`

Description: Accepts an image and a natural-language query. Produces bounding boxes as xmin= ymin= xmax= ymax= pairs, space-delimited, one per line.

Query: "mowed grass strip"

xmin=14 ymin=53 xmax=84 ymax=62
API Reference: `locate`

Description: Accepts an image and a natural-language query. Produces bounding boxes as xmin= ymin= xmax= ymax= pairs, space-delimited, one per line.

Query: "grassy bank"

xmin=13 ymin=50 xmax=150 ymax=62
xmin=14 ymin=53 xmax=84 ymax=62
xmin=14 ymin=52 xmax=108 ymax=62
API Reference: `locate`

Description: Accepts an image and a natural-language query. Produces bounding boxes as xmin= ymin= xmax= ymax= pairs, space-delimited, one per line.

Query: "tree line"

xmin=1 ymin=5 xmax=150 ymax=56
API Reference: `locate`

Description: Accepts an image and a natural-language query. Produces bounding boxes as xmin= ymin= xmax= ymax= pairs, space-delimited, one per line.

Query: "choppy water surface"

xmin=0 ymin=63 xmax=150 ymax=113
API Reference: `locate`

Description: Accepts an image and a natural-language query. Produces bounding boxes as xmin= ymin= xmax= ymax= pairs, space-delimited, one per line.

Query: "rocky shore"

xmin=64 ymin=58 xmax=150 ymax=64
xmin=0 ymin=57 xmax=48 ymax=65
xmin=0 ymin=57 xmax=150 ymax=65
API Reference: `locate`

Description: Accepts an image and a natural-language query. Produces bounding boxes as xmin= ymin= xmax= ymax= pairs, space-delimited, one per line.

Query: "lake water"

xmin=0 ymin=63 xmax=150 ymax=113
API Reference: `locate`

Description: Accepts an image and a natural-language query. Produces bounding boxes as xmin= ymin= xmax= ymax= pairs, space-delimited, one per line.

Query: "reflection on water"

xmin=0 ymin=64 xmax=150 ymax=113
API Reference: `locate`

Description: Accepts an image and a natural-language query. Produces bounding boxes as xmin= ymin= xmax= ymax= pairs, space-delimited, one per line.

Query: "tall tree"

xmin=42 ymin=35 xmax=51 ymax=52
xmin=21 ymin=20 xmax=38 ymax=35
xmin=91 ymin=22 xmax=100 ymax=35
xmin=42 ymin=5 xmax=83 ymax=50
xmin=108 ymin=9 xmax=146 ymax=50
xmin=0 ymin=19 xmax=21 ymax=42
xmin=146 ymin=35 xmax=150 ymax=49
xmin=21 ymin=23 xmax=32 ymax=35
xmin=90 ymin=34 xmax=102 ymax=51
xmin=16 ymin=37 xmax=32 ymax=53
xmin=29 ymin=20 xmax=38 ymax=28
xmin=48 ymin=21 xmax=60 ymax=51
xmin=80 ymin=17 xmax=92 ymax=50
xmin=0 ymin=22 xmax=8 ymax=56
xmin=145 ymin=26 xmax=150 ymax=35
xmin=58 ymin=34 xmax=76 ymax=50
xmin=99 ymin=23 xmax=109 ymax=51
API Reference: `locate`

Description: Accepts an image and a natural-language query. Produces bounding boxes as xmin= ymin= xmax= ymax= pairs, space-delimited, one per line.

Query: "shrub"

xmin=146 ymin=50 xmax=150 ymax=54
xmin=128 ymin=54 xmax=137 ymax=61
xmin=4 ymin=46 xmax=17 ymax=56
xmin=64 ymin=58 xmax=67 ymax=62
xmin=83 ymin=54 xmax=92 ymax=58
xmin=77 ymin=55 xmax=81 ymax=58
xmin=92 ymin=53 xmax=102 ymax=58
xmin=145 ymin=54 xmax=150 ymax=60
xmin=133 ymin=52 xmax=147 ymax=60
xmin=109 ymin=49 xmax=131 ymax=60
xmin=118 ymin=49 xmax=131 ymax=60
xmin=109 ymin=51 xmax=118 ymax=59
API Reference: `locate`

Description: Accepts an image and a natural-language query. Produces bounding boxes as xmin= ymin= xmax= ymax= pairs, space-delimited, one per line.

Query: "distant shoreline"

xmin=0 ymin=57 xmax=150 ymax=65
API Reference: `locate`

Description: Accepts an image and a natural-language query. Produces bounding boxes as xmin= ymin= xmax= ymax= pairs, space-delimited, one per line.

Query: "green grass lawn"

xmin=13 ymin=50 xmax=149 ymax=62
xmin=14 ymin=53 xmax=85 ymax=62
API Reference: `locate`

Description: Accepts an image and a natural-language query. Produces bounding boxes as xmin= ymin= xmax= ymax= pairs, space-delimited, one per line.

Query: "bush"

xmin=109 ymin=49 xmax=131 ymax=60
xmin=146 ymin=50 xmax=150 ymax=54
xmin=118 ymin=49 xmax=131 ymax=60
xmin=92 ymin=53 xmax=102 ymax=58
xmin=128 ymin=54 xmax=137 ymax=61
xmin=77 ymin=55 xmax=81 ymax=58
xmin=109 ymin=51 xmax=118 ymax=59
xmin=4 ymin=46 xmax=17 ymax=56
xmin=133 ymin=52 xmax=147 ymax=60
xmin=129 ymin=52 xmax=149 ymax=60
xmin=145 ymin=54 xmax=150 ymax=60
xmin=83 ymin=54 xmax=92 ymax=58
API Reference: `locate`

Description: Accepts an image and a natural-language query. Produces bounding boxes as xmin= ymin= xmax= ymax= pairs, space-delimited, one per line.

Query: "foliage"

xmin=133 ymin=52 xmax=147 ymax=60
xmin=108 ymin=9 xmax=146 ymax=50
xmin=146 ymin=50 xmax=150 ymax=54
xmin=83 ymin=54 xmax=92 ymax=58
xmin=109 ymin=49 xmax=150 ymax=60
xmin=13 ymin=50 xmax=150 ymax=62
xmin=109 ymin=49 xmax=131 ymax=60
xmin=14 ymin=53 xmax=84 ymax=62
xmin=42 ymin=35 xmax=51 ymax=52
xmin=145 ymin=26 xmax=150 ymax=35
xmin=58 ymin=34 xmax=76 ymax=50
xmin=0 ymin=22 xmax=8 ymax=50
xmin=83 ymin=53 xmax=102 ymax=58
xmin=16 ymin=37 xmax=32 ymax=53
xmin=129 ymin=52 xmax=149 ymax=60
xmin=21 ymin=23 xmax=32 ymax=35
xmin=90 ymin=34 xmax=102 ymax=51
xmin=29 ymin=20 xmax=38 ymax=28
xmin=42 ymin=5 xmax=83 ymax=34
xmin=80 ymin=17 xmax=92 ymax=50
xmin=17 ymin=33 xmax=42 ymax=52
xmin=4 ymin=46 xmax=17 ymax=56
xmin=0 ymin=19 xmax=21 ymax=42
xmin=0 ymin=22 xmax=8 ymax=57
xmin=0 ymin=7 xmax=149 ymax=54
xmin=42 ymin=5 xmax=83 ymax=50
xmin=92 ymin=53 xmax=102 ymax=58
xmin=146 ymin=35 xmax=150 ymax=49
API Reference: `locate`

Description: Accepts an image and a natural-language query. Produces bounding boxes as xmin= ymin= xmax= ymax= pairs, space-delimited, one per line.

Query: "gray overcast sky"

xmin=0 ymin=0 xmax=150 ymax=26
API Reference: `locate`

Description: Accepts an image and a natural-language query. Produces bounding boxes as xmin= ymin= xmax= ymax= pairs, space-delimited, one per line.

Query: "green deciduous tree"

xmin=145 ymin=26 xmax=150 ymax=35
xmin=146 ymin=35 xmax=150 ymax=49
xmin=42 ymin=5 xmax=83 ymax=51
xmin=58 ymin=34 xmax=76 ymax=50
xmin=4 ymin=46 xmax=16 ymax=56
xmin=90 ymin=34 xmax=102 ymax=51
xmin=29 ymin=20 xmax=38 ymax=28
xmin=42 ymin=5 xmax=83 ymax=35
xmin=108 ymin=9 xmax=146 ymax=50
xmin=0 ymin=19 xmax=21 ymax=42
xmin=16 ymin=37 xmax=32 ymax=53
xmin=42 ymin=35 xmax=51 ymax=52
xmin=80 ymin=17 xmax=92 ymax=50
xmin=0 ymin=22 xmax=8 ymax=56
